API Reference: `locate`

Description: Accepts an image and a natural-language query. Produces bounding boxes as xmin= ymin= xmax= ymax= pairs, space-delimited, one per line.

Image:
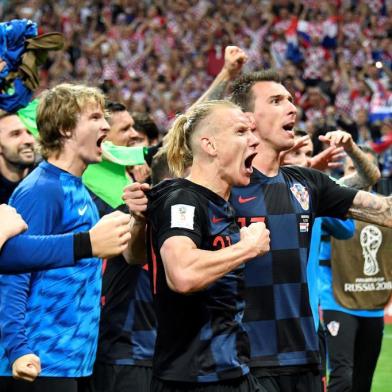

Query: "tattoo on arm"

xmin=347 ymin=191 xmax=392 ymax=227
xmin=339 ymin=145 xmax=380 ymax=190
xmin=205 ymin=80 xmax=229 ymax=101
xmin=340 ymin=173 xmax=372 ymax=190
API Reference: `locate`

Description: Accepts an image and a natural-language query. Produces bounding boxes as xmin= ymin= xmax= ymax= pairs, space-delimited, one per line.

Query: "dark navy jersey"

xmin=230 ymin=166 xmax=358 ymax=373
xmin=0 ymin=166 xmax=34 ymax=204
xmin=89 ymin=192 xmax=156 ymax=367
xmin=0 ymin=173 xmax=21 ymax=204
xmin=147 ymin=178 xmax=249 ymax=383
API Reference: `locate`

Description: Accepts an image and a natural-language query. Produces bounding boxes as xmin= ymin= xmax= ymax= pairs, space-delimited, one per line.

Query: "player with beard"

xmin=0 ymin=113 xmax=36 ymax=203
xmin=226 ymin=70 xmax=386 ymax=391
xmin=124 ymin=70 xmax=389 ymax=392
xmin=0 ymin=84 xmax=132 ymax=392
xmin=147 ymin=100 xmax=270 ymax=392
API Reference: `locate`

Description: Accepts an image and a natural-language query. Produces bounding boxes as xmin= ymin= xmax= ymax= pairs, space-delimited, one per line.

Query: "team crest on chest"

xmin=327 ymin=321 xmax=340 ymax=336
xmin=290 ymin=183 xmax=309 ymax=210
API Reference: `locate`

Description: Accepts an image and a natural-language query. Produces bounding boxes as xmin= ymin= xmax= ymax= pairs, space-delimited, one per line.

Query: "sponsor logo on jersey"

xmin=78 ymin=205 xmax=88 ymax=216
xmin=238 ymin=196 xmax=257 ymax=204
xmin=212 ymin=216 xmax=224 ymax=224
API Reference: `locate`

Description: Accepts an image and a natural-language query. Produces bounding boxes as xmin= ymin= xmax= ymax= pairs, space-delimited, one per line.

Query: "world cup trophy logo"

xmin=360 ymin=225 xmax=382 ymax=276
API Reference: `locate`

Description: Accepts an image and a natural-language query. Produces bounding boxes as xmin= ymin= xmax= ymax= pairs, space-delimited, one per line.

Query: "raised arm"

xmin=347 ymin=191 xmax=392 ymax=227
xmin=191 ymin=46 xmax=247 ymax=107
xmin=319 ymin=130 xmax=380 ymax=189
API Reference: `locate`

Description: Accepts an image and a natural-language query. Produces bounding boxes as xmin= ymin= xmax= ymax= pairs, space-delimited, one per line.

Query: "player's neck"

xmin=187 ymin=164 xmax=231 ymax=201
xmin=0 ymin=158 xmax=29 ymax=182
xmin=47 ymin=148 xmax=87 ymax=177
xmin=252 ymin=143 xmax=280 ymax=177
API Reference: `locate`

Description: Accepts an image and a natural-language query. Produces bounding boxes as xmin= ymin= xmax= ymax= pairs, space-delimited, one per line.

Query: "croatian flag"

xmin=369 ymin=90 xmax=392 ymax=123
xmin=322 ymin=16 xmax=338 ymax=48
xmin=297 ymin=20 xmax=311 ymax=48
xmin=286 ymin=17 xmax=302 ymax=63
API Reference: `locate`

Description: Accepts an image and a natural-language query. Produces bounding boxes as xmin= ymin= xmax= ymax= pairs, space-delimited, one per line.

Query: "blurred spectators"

xmin=1 ymin=0 xmax=391 ymax=177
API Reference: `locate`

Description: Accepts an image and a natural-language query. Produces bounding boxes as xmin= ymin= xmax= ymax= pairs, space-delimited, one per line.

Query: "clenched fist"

xmin=122 ymin=182 xmax=149 ymax=219
xmin=12 ymin=353 xmax=41 ymax=382
xmin=90 ymin=211 xmax=132 ymax=258
xmin=0 ymin=204 xmax=28 ymax=249
xmin=240 ymin=222 xmax=270 ymax=258
xmin=223 ymin=46 xmax=248 ymax=78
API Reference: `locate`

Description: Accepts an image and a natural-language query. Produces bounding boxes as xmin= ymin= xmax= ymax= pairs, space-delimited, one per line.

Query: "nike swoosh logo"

xmin=78 ymin=205 xmax=88 ymax=216
xmin=238 ymin=196 xmax=257 ymax=204
xmin=212 ymin=216 xmax=224 ymax=224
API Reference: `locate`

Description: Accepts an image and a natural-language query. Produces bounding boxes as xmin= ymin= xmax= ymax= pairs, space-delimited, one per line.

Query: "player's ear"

xmin=59 ymin=127 xmax=72 ymax=139
xmin=200 ymin=136 xmax=217 ymax=157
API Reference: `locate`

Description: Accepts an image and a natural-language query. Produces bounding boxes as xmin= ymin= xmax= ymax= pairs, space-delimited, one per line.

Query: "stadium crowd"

xmin=0 ymin=1 xmax=391 ymax=392
xmin=2 ymin=0 xmax=391 ymax=162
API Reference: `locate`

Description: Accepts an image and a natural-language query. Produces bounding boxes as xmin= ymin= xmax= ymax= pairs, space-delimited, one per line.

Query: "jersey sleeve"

xmin=302 ymin=168 xmax=358 ymax=218
xmin=322 ymin=217 xmax=355 ymax=240
xmin=0 ymin=233 xmax=74 ymax=273
xmin=0 ymin=176 xmax=64 ymax=365
xmin=154 ymin=189 xmax=206 ymax=251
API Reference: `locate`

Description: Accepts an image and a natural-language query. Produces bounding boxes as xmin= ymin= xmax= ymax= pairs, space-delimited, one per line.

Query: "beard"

xmin=1 ymin=144 xmax=35 ymax=168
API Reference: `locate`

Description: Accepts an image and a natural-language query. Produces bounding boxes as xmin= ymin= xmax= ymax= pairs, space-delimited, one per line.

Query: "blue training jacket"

xmin=0 ymin=161 xmax=101 ymax=377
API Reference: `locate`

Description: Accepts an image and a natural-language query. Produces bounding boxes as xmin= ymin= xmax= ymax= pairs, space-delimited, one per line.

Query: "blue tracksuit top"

xmin=0 ymin=161 xmax=101 ymax=377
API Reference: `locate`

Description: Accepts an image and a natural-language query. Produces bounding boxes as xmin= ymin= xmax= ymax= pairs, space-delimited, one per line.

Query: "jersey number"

xmin=213 ymin=235 xmax=232 ymax=249
xmin=237 ymin=216 xmax=265 ymax=228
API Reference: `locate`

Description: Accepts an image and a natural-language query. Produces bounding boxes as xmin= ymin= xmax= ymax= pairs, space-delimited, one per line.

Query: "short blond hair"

xmin=37 ymin=83 xmax=105 ymax=158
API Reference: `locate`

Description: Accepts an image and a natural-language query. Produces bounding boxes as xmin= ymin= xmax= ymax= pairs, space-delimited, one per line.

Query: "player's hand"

xmin=131 ymin=164 xmax=151 ymax=183
xmin=90 ymin=211 xmax=132 ymax=258
xmin=122 ymin=182 xmax=150 ymax=220
xmin=0 ymin=204 xmax=28 ymax=241
xmin=280 ymin=135 xmax=311 ymax=165
xmin=319 ymin=130 xmax=354 ymax=152
xmin=12 ymin=354 xmax=41 ymax=382
xmin=0 ymin=60 xmax=6 ymax=73
xmin=223 ymin=46 xmax=248 ymax=78
xmin=310 ymin=145 xmax=345 ymax=171
xmin=240 ymin=222 xmax=270 ymax=258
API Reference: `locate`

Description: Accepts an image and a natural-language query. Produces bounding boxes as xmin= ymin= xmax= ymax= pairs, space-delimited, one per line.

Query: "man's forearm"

xmin=190 ymin=45 xmax=247 ymax=108
xmin=191 ymin=68 xmax=232 ymax=108
xmin=123 ymin=217 xmax=147 ymax=264
xmin=348 ymin=191 xmax=392 ymax=228
xmin=161 ymin=237 xmax=259 ymax=294
xmin=0 ymin=273 xmax=33 ymax=365
xmin=339 ymin=143 xmax=380 ymax=189
xmin=0 ymin=232 xmax=93 ymax=274
xmin=322 ymin=217 xmax=355 ymax=240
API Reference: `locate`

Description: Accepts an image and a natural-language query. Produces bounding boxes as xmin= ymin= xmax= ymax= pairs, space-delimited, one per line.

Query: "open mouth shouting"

xmin=244 ymin=152 xmax=258 ymax=175
xmin=282 ymin=121 xmax=296 ymax=139
xmin=282 ymin=122 xmax=295 ymax=132
xmin=96 ymin=135 xmax=106 ymax=153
